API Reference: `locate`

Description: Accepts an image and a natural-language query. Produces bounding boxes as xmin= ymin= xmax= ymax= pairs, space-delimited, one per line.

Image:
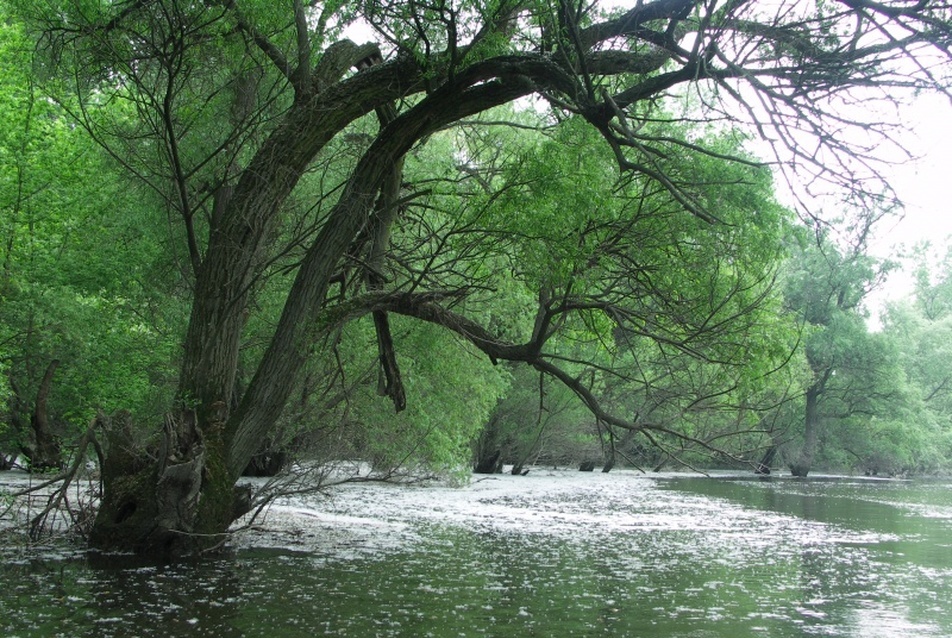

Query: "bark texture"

xmin=22 ymin=359 xmax=62 ymax=471
xmin=90 ymin=409 xmax=242 ymax=555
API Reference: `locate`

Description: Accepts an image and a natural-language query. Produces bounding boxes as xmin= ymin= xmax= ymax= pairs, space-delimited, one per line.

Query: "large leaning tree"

xmin=11 ymin=0 xmax=951 ymax=555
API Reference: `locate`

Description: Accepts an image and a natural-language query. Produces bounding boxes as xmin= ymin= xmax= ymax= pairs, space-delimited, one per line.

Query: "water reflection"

xmin=1 ymin=474 xmax=951 ymax=637
xmin=661 ymin=475 xmax=952 ymax=637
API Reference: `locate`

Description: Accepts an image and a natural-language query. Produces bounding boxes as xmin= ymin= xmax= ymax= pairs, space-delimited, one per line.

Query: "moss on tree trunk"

xmin=89 ymin=411 xmax=244 ymax=557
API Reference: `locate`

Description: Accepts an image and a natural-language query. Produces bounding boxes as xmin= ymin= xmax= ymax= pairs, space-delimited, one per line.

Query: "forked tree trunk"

xmin=87 ymin=63 xmax=534 ymax=557
xmin=86 ymin=60 xmax=387 ymax=556
xmin=89 ymin=409 xmax=246 ymax=556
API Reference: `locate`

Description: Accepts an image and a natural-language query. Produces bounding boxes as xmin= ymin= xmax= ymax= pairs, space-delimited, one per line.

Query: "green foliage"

xmin=912 ymin=245 xmax=952 ymax=321
xmin=476 ymin=365 xmax=599 ymax=470
xmin=873 ymin=257 xmax=952 ymax=474
xmin=322 ymin=317 xmax=510 ymax=479
xmin=5 ymin=0 xmax=947 ymax=486
xmin=398 ymin=105 xmax=802 ymax=468
xmin=775 ymin=226 xmax=945 ymax=475
xmin=0 ymin=13 xmax=183 ymax=456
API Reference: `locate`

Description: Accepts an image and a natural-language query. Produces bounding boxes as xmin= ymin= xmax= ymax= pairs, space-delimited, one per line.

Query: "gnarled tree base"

xmin=89 ymin=411 xmax=246 ymax=557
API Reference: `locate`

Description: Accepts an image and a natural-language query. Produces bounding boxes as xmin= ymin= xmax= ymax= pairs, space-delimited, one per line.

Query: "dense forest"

xmin=1 ymin=0 xmax=951 ymax=557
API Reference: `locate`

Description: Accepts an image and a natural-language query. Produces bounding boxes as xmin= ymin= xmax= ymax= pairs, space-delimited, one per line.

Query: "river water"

xmin=1 ymin=470 xmax=950 ymax=637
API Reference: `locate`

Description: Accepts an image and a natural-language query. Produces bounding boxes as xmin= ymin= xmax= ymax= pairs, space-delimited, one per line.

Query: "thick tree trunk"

xmin=473 ymin=413 xmax=505 ymax=474
xmin=88 ymin=53 xmax=408 ymax=556
xmin=178 ymin=53 xmax=418 ymax=417
xmin=474 ymin=449 xmax=503 ymax=474
xmin=790 ymin=384 xmax=821 ymax=478
xmin=24 ymin=359 xmax=62 ymax=471
xmin=89 ymin=410 xmax=246 ymax=556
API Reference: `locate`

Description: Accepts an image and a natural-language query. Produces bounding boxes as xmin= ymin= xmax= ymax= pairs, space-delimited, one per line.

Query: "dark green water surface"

xmin=2 ymin=471 xmax=950 ymax=637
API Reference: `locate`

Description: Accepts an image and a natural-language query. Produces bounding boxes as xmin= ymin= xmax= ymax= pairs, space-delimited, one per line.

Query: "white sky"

xmin=866 ymin=92 xmax=952 ymax=317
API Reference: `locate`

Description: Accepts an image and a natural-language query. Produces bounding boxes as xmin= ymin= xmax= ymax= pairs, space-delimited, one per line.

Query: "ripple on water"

xmin=3 ymin=470 xmax=952 ymax=637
